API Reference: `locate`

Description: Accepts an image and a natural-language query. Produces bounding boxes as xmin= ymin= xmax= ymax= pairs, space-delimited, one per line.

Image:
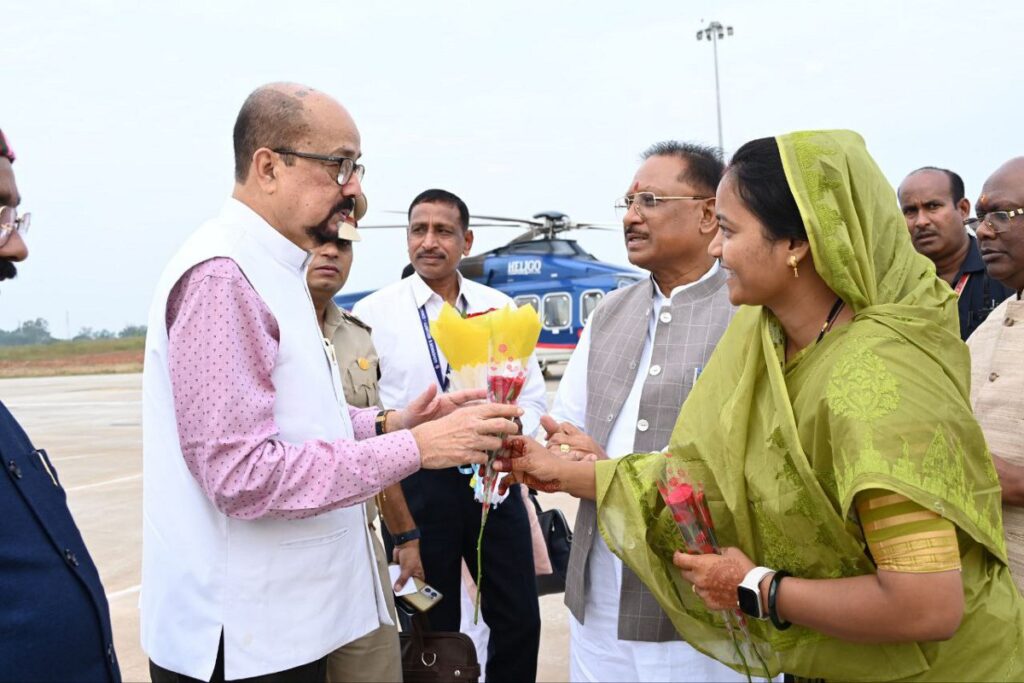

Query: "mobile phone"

xmin=396 ymin=576 xmax=443 ymax=613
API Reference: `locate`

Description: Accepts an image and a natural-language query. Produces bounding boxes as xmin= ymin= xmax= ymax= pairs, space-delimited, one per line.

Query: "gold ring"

xmin=560 ymin=443 xmax=571 ymax=454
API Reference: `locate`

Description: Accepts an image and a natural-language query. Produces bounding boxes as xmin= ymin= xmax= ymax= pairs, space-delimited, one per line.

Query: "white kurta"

xmin=551 ymin=264 xmax=747 ymax=683
xmin=142 ymin=199 xmax=387 ymax=679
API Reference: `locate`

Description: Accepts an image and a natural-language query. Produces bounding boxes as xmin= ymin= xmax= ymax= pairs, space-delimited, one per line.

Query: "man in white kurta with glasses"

xmin=544 ymin=141 xmax=746 ymax=682
xmin=141 ymin=83 xmax=521 ymax=682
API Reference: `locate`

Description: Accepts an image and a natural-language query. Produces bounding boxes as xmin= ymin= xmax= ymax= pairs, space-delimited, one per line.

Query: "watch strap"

xmin=768 ymin=570 xmax=792 ymax=630
xmin=392 ymin=527 xmax=421 ymax=546
xmin=374 ymin=409 xmax=394 ymax=436
xmin=739 ymin=566 xmax=774 ymax=619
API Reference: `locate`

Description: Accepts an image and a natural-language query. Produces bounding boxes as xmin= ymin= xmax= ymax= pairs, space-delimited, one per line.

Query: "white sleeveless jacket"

xmin=140 ymin=198 xmax=388 ymax=679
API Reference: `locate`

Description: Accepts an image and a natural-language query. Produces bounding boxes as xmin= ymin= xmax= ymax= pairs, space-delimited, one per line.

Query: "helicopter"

xmin=333 ymin=210 xmax=645 ymax=373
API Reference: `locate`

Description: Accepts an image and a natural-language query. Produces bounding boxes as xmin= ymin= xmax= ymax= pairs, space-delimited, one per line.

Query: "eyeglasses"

xmin=273 ymin=149 xmax=365 ymax=186
xmin=0 ymin=206 xmax=30 ymax=248
xmin=965 ymin=208 xmax=1024 ymax=235
xmin=614 ymin=192 xmax=711 ymax=218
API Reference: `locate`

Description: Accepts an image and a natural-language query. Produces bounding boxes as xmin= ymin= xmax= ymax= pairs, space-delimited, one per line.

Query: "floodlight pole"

xmin=696 ymin=21 xmax=734 ymax=154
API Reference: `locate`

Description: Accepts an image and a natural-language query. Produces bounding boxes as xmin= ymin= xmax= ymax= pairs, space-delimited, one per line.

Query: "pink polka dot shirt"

xmin=165 ymin=257 xmax=420 ymax=520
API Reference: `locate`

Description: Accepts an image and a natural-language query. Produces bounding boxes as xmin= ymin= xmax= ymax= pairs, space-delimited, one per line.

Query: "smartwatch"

xmin=392 ymin=527 xmax=421 ymax=546
xmin=737 ymin=566 xmax=774 ymax=620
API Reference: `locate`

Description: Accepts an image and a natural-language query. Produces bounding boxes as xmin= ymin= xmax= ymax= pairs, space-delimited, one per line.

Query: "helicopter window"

xmin=542 ymin=293 xmax=572 ymax=330
xmin=509 ymin=242 xmax=552 ymax=255
xmin=580 ymin=290 xmax=604 ymax=325
xmin=549 ymin=242 xmax=577 ymax=256
xmin=514 ymin=295 xmax=541 ymax=313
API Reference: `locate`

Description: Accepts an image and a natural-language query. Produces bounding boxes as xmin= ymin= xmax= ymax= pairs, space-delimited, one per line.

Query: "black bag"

xmin=530 ymin=491 xmax=573 ymax=596
xmin=400 ymin=611 xmax=481 ymax=683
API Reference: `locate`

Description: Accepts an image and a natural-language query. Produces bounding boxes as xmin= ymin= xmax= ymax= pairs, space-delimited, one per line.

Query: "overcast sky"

xmin=1 ymin=0 xmax=1019 ymax=336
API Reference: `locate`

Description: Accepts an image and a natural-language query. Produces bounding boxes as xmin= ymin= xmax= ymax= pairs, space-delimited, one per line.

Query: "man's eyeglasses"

xmin=0 ymin=206 xmax=30 ymax=248
xmin=273 ymin=149 xmax=365 ymax=186
xmin=965 ymin=208 xmax=1024 ymax=235
xmin=614 ymin=192 xmax=711 ymax=218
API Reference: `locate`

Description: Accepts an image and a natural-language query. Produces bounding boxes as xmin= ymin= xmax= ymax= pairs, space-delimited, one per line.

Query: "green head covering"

xmin=595 ymin=130 xmax=1012 ymax=681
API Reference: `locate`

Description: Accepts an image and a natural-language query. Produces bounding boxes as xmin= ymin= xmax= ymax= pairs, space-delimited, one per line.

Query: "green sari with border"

xmin=596 ymin=130 xmax=1024 ymax=681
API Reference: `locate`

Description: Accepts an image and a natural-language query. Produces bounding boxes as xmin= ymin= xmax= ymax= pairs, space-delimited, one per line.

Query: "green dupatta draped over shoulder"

xmin=596 ymin=130 xmax=1024 ymax=681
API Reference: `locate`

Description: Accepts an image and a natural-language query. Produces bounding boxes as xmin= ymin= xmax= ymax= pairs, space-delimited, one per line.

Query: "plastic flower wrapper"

xmin=658 ymin=465 xmax=771 ymax=682
xmin=475 ymin=305 xmax=539 ymax=501
xmin=429 ymin=302 xmax=541 ymax=621
xmin=429 ymin=304 xmax=491 ymax=392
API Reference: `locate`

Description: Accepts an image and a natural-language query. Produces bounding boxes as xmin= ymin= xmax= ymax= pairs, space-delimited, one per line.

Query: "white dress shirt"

xmin=550 ymin=261 xmax=746 ymax=683
xmin=353 ymin=271 xmax=546 ymax=440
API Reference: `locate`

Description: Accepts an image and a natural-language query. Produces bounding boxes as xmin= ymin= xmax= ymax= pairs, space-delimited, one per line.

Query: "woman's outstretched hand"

xmin=493 ymin=435 xmax=565 ymax=494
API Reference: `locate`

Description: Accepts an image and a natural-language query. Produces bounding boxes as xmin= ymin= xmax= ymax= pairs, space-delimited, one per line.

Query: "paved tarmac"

xmin=2 ymin=372 xmax=577 ymax=682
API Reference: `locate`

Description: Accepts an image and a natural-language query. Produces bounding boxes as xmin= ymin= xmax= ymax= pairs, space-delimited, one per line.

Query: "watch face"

xmin=737 ymin=586 xmax=761 ymax=618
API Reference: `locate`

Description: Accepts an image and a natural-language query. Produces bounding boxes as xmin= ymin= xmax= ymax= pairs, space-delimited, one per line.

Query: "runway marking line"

xmin=106 ymin=584 xmax=141 ymax=600
xmin=65 ymin=473 xmax=142 ymax=492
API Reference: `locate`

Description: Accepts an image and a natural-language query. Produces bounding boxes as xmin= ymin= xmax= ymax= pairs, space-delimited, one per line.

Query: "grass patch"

xmin=0 ymin=337 xmax=145 ymax=378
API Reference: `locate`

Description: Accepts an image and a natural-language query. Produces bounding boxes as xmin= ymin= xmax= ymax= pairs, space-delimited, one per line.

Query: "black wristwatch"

xmin=737 ymin=566 xmax=774 ymax=620
xmin=392 ymin=527 xmax=421 ymax=546
xmin=374 ymin=409 xmax=395 ymax=436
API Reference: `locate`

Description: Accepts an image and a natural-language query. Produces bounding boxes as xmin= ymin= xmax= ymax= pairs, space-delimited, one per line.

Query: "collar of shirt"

xmin=220 ymin=197 xmax=312 ymax=273
xmin=650 ymin=260 xmax=721 ymax=311
xmin=409 ymin=271 xmax=472 ymax=314
xmin=956 ymin=234 xmax=987 ymax=279
xmin=322 ymin=302 xmax=345 ymax=339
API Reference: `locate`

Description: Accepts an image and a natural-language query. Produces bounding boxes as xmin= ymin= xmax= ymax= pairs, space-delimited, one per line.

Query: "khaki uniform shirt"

xmin=968 ymin=294 xmax=1024 ymax=593
xmin=322 ymin=304 xmax=401 ymax=682
xmin=324 ymin=304 xmax=381 ymax=410
xmin=323 ymin=303 xmax=383 ymax=522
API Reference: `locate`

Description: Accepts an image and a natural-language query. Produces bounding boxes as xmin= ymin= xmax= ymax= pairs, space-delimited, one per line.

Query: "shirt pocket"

xmin=343 ymin=357 xmax=380 ymax=409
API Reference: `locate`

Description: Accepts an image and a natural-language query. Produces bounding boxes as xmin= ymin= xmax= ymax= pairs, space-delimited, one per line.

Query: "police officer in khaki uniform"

xmin=307 ymin=195 xmax=425 ymax=682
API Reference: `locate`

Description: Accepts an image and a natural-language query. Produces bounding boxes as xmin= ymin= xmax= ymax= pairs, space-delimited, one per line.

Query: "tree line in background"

xmin=0 ymin=318 xmax=147 ymax=346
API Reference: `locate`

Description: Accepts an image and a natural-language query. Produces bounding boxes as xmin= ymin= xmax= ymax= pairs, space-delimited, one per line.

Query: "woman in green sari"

xmin=496 ymin=130 xmax=1024 ymax=681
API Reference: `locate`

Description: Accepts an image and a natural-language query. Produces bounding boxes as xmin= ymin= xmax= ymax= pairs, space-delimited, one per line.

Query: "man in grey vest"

xmin=544 ymin=142 xmax=743 ymax=682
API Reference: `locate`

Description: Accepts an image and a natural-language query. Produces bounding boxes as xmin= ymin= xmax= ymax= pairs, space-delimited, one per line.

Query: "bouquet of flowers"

xmin=431 ymin=302 xmax=541 ymax=622
xmin=657 ymin=466 xmax=771 ymax=682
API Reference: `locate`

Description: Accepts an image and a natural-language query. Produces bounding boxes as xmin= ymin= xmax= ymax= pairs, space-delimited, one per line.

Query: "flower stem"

xmin=474 ymin=500 xmax=490 ymax=624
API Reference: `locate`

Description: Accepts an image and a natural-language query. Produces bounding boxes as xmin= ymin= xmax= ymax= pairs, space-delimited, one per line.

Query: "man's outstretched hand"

xmin=395 ymin=384 xmax=486 ymax=430
xmin=541 ymin=415 xmax=607 ymax=462
xmin=411 ymin=402 xmax=522 ymax=470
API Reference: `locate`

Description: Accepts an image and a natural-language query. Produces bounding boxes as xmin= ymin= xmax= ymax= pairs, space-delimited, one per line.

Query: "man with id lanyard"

xmin=353 ymin=188 xmax=546 ymax=683
xmin=542 ymin=142 xmax=741 ymax=682
xmin=898 ymin=166 xmax=1013 ymax=340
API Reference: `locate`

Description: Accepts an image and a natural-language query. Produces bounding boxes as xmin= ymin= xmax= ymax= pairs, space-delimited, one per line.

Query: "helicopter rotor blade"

xmin=356 ymin=222 xmax=519 ymax=230
xmin=383 ymin=209 xmax=545 ymax=226
xmin=470 ymin=214 xmax=546 ymax=226
xmin=572 ymin=222 xmax=621 ymax=229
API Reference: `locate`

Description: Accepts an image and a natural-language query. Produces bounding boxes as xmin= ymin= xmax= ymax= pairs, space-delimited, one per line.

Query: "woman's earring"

xmin=788 ymin=255 xmax=799 ymax=278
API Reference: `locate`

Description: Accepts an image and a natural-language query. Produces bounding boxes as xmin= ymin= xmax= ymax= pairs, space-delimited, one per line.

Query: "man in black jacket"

xmin=0 ymin=128 xmax=121 ymax=682
xmin=899 ymin=166 xmax=1014 ymax=339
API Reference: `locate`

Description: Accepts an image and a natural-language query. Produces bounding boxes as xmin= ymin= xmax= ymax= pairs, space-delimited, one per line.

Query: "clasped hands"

xmin=490 ymin=415 xmax=608 ymax=494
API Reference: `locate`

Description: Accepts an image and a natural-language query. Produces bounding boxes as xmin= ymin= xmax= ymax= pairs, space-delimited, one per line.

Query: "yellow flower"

xmin=429 ymin=303 xmax=490 ymax=369
xmin=489 ymin=304 xmax=542 ymax=362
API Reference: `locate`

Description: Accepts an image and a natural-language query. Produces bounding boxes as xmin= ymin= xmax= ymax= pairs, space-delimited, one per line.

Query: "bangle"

xmin=375 ymin=409 xmax=395 ymax=436
xmin=392 ymin=527 xmax=421 ymax=546
xmin=768 ymin=570 xmax=791 ymax=630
